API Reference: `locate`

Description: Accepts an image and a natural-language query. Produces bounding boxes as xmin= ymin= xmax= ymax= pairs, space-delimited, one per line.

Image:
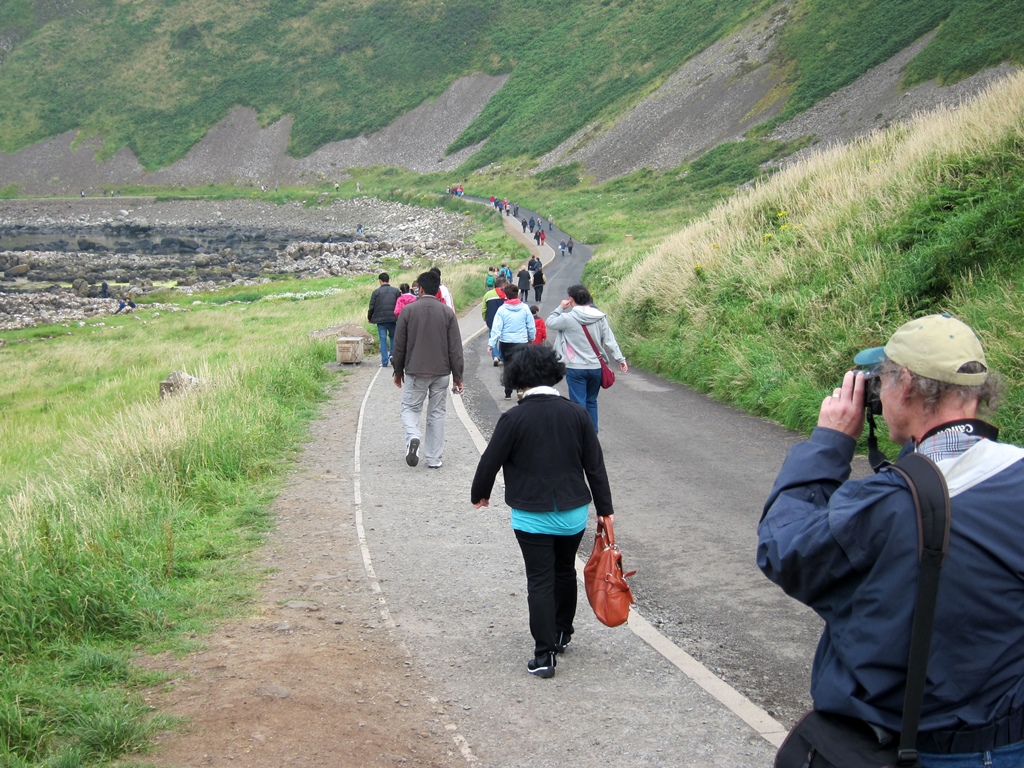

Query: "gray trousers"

xmin=400 ymin=374 xmax=450 ymax=465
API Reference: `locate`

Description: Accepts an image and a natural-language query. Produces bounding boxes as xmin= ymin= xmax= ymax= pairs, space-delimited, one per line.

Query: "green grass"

xmin=0 ymin=276 xmax=368 ymax=764
xmin=594 ymin=71 xmax=1024 ymax=450
xmin=1 ymin=0 xmax=1019 ymax=171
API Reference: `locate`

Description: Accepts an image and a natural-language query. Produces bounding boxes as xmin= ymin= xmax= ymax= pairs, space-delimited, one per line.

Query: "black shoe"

xmin=527 ymin=653 xmax=556 ymax=679
xmin=554 ymin=632 xmax=571 ymax=654
xmin=406 ymin=438 xmax=420 ymax=467
xmin=493 ymin=358 xmax=501 ymax=367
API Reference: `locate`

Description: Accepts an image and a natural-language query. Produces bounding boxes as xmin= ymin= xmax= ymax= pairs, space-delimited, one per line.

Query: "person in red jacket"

xmin=531 ymin=305 xmax=547 ymax=346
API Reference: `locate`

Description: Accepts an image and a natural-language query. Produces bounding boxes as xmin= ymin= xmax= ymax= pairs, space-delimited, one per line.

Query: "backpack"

xmin=486 ymin=273 xmax=496 ymax=288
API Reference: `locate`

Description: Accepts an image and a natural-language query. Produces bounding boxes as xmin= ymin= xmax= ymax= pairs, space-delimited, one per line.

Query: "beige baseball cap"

xmin=853 ymin=314 xmax=988 ymax=385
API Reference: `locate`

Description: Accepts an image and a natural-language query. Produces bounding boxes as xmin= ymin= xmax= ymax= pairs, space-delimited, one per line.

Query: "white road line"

xmin=353 ymin=364 xmax=479 ymax=763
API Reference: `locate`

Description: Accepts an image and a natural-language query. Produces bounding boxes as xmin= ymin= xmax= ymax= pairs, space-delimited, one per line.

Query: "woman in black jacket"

xmin=471 ymin=345 xmax=615 ymax=678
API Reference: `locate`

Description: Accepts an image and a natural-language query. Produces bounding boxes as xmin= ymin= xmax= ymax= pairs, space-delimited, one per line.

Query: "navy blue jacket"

xmin=759 ymin=426 xmax=1024 ymax=751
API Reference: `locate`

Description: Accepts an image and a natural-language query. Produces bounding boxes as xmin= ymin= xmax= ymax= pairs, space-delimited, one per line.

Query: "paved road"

xmin=351 ymin=208 xmax=868 ymax=764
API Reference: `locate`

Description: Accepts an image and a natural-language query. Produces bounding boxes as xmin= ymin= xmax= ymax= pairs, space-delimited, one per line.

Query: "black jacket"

xmin=471 ymin=394 xmax=613 ymax=515
xmin=368 ymin=284 xmax=400 ymax=324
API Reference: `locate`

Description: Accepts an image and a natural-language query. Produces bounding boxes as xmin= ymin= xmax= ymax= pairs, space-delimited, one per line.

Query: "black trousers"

xmin=499 ymin=342 xmax=527 ymax=396
xmin=514 ymin=528 xmax=586 ymax=657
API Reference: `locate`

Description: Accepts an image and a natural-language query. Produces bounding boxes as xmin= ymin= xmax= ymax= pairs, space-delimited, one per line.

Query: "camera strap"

xmin=867 ymin=411 xmax=891 ymax=472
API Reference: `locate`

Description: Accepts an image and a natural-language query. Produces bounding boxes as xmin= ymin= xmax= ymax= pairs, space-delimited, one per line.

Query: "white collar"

xmin=522 ymin=386 xmax=560 ymax=398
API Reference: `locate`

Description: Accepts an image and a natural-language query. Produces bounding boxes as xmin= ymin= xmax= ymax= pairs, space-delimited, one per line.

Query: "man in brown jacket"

xmin=392 ymin=270 xmax=465 ymax=469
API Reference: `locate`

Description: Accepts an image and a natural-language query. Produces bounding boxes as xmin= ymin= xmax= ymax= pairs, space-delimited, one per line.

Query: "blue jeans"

xmin=376 ymin=322 xmax=396 ymax=365
xmin=566 ymin=367 xmax=602 ymax=432
xmin=919 ymin=741 xmax=1024 ymax=767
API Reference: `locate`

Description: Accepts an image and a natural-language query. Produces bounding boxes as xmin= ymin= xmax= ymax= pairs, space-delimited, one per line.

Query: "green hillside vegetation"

xmin=0 ymin=0 xmax=1021 ymax=170
xmin=594 ymin=70 xmax=1024 ymax=447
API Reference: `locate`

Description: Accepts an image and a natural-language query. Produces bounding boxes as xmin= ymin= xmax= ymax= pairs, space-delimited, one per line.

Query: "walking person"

xmin=430 ymin=266 xmax=455 ymax=312
xmin=471 ymin=344 xmax=616 ymax=679
xmin=393 ymin=283 xmax=416 ymax=317
xmin=532 ymin=263 xmax=546 ymax=304
xmin=516 ymin=264 xmax=532 ymax=295
xmin=392 ymin=271 xmax=464 ymax=470
xmin=367 ymin=272 xmax=401 ymax=366
xmin=481 ymin=276 xmax=508 ymax=366
xmin=759 ymin=314 xmax=1024 ymax=767
xmin=567 ymin=237 xmax=574 ymax=256
xmin=531 ymin=305 xmax=547 ymax=346
xmin=546 ymin=284 xmax=628 ymax=432
xmin=559 ymin=240 xmax=567 ymax=257
xmin=547 ymin=214 xmax=553 ymax=232
xmin=488 ymin=284 xmax=535 ymax=399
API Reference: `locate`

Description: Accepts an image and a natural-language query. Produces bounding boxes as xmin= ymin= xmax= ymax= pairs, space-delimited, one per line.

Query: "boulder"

xmin=159 ymin=370 xmax=201 ymax=400
xmin=4 ymin=263 xmax=30 ymax=277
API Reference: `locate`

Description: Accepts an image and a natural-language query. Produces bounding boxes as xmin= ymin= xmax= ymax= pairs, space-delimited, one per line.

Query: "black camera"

xmin=860 ymin=366 xmax=889 ymax=470
xmin=863 ymin=368 xmax=883 ymax=416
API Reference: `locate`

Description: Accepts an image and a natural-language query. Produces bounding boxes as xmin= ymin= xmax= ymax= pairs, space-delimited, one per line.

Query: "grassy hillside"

xmin=590 ymin=70 xmax=1024 ymax=447
xmin=0 ymin=0 xmax=1020 ymax=171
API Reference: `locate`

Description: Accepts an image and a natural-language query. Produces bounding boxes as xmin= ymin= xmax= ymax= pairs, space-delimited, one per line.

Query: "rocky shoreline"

xmin=0 ymin=197 xmax=476 ymax=331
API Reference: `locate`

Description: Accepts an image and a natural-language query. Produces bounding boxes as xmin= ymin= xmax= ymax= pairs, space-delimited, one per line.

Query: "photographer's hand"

xmin=818 ymin=369 xmax=866 ymax=440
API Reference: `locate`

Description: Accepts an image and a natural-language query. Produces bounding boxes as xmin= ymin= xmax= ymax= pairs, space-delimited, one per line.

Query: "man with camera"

xmin=758 ymin=314 xmax=1024 ymax=766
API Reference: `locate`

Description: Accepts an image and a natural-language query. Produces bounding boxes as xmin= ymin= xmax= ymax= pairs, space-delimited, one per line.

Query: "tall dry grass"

xmin=616 ymin=69 xmax=1024 ymax=313
xmin=599 ymin=69 xmax=1024 ymax=439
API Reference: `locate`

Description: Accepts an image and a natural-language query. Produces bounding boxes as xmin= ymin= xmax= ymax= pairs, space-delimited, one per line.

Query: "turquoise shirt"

xmin=511 ymin=504 xmax=589 ymax=535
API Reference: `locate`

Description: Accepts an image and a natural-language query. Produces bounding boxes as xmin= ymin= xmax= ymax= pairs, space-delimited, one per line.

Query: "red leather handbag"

xmin=581 ymin=326 xmax=616 ymax=389
xmin=584 ymin=517 xmax=635 ymax=627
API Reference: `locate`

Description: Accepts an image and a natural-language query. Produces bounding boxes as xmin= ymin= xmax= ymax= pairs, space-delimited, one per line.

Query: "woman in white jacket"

xmin=546 ymin=284 xmax=628 ymax=432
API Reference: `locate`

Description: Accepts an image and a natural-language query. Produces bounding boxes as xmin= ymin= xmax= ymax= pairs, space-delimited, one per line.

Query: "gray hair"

xmin=878 ymin=358 xmax=1003 ymax=414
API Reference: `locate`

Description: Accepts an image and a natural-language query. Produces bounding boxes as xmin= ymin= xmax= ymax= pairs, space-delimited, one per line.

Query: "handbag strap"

xmin=886 ymin=452 xmax=951 ymax=767
xmin=596 ymin=515 xmax=614 ymax=544
xmin=581 ymin=325 xmax=606 ymax=362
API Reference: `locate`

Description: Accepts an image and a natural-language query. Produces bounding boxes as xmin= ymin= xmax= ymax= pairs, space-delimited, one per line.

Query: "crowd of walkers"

xmin=373 ymin=201 xmax=629 ymax=683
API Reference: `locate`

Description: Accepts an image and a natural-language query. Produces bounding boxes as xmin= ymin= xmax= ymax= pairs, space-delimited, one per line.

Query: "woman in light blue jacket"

xmin=488 ymin=284 xmax=536 ymax=398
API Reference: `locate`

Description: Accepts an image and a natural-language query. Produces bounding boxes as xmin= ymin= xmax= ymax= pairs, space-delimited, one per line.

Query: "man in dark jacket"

xmin=392 ymin=271 xmax=464 ymax=470
xmin=367 ymin=272 xmax=401 ymax=367
xmin=759 ymin=314 xmax=1024 ymax=765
